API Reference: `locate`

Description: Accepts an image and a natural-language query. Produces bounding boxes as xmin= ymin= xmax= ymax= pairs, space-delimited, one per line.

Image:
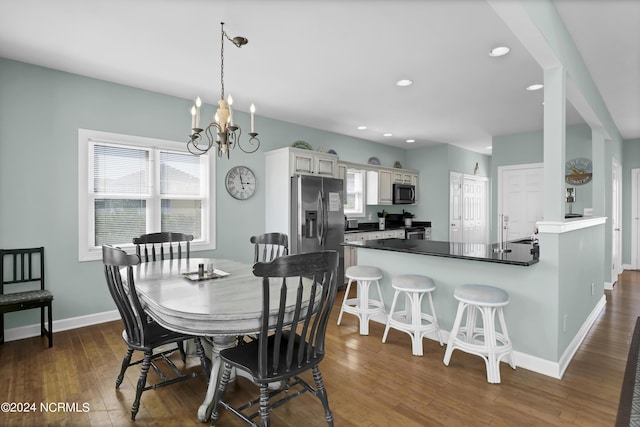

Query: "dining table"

xmin=124 ymin=257 xmax=318 ymax=422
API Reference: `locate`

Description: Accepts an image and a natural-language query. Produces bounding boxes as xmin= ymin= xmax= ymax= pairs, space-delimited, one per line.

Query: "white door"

xmin=450 ymin=172 xmax=463 ymax=242
xmin=633 ymin=169 xmax=640 ymax=269
xmin=450 ymin=172 xmax=489 ymax=243
xmin=463 ymin=175 xmax=489 ymax=243
xmin=498 ymin=164 xmax=544 ymax=241
xmin=611 ymin=159 xmax=622 ymax=283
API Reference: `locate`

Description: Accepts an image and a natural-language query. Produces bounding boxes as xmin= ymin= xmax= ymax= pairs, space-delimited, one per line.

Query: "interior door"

xmin=498 ymin=164 xmax=544 ymax=241
xmin=449 ymin=172 xmax=462 ymax=242
xmin=611 ymin=159 xmax=622 ymax=283
xmin=449 ymin=172 xmax=488 ymax=243
xmin=463 ymin=175 xmax=489 ymax=244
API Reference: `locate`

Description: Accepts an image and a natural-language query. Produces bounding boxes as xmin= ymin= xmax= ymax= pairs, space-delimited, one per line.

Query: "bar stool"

xmin=337 ymin=265 xmax=385 ymax=335
xmin=443 ymin=284 xmax=515 ymax=383
xmin=382 ymin=274 xmax=443 ymax=356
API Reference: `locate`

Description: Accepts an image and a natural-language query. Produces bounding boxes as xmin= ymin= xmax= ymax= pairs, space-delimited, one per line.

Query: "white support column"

xmin=542 ymin=66 xmax=566 ymax=222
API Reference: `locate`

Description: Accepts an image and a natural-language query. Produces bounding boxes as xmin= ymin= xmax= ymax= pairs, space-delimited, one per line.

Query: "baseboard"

xmin=605 ymin=281 xmax=615 ymax=290
xmin=3 ymin=309 xmax=120 ymax=343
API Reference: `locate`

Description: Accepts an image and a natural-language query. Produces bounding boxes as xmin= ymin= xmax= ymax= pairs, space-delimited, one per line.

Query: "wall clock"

xmin=565 ymin=158 xmax=593 ymax=185
xmin=225 ymin=166 xmax=256 ymax=200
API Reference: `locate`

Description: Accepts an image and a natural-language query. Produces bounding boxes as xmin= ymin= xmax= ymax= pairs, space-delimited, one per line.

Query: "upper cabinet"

xmin=289 ymin=148 xmax=337 ymax=177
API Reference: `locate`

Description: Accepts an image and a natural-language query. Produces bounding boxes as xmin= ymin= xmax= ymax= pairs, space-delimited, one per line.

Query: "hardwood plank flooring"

xmin=1 ymin=270 xmax=639 ymax=426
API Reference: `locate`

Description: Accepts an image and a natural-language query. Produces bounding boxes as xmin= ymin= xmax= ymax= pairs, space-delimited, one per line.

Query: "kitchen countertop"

xmin=342 ymin=238 xmax=539 ymax=266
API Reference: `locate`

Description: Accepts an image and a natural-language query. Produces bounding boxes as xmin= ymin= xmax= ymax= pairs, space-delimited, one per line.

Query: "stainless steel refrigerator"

xmin=290 ymin=175 xmax=344 ymax=282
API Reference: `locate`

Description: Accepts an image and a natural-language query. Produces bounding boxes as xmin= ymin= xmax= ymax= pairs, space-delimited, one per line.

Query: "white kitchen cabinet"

xmin=366 ymin=169 xmax=393 ymax=205
xmin=289 ymin=148 xmax=337 ymax=177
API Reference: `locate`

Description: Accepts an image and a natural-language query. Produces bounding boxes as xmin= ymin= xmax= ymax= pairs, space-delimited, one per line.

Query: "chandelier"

xmin=187 ymin=22 xmax=259 ymax=158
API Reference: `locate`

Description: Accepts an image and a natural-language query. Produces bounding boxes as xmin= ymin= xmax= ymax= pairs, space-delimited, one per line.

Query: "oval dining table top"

xmin=125 ymin=257 xmax=317 ymax=337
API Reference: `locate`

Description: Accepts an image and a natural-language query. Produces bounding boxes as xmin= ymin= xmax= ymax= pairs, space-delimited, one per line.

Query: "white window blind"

xmin=78 ymin=129 xmax=215 ymax=261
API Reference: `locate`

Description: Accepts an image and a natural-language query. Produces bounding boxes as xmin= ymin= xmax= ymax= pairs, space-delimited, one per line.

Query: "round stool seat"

xmin=454 ymin=284 xmax=509 ymax=306
xmin=346 ymin=265 xmax=383 ymax=281
xmin=392 ymin=274 xmax=436 ymax=292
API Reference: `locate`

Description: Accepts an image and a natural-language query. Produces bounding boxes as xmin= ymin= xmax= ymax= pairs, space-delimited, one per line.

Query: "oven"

xmin=405 ymin=227 xmax=426 ymax=240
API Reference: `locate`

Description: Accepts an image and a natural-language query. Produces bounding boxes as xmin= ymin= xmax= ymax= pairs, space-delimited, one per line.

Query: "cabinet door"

xmin=316 ymin=157 xmax=336 ymax=177
xmin=291 ymin=152 xmax=315 ymax=175
xmin=393 ymin=171 xmax=403 ymax=183
xmin=379 ymin=170 xmax=393 ymax=204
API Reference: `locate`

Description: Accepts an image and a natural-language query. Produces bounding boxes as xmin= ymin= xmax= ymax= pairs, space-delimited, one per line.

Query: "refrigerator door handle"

xmin=317 ymin=190 xmax=324 ymax=247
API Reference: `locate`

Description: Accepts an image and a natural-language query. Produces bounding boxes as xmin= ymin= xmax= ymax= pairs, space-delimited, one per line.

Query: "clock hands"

xmin=238 ymin=169 xmax=245 ymax=190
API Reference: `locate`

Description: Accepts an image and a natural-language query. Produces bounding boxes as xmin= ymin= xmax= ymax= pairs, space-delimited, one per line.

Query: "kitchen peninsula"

xmin=343 ymin=218 xmax=606 ymax=379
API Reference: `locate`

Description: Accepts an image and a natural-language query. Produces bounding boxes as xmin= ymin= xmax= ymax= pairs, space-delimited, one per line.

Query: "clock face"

xmin=225 ymin=166 xmax=256 ymax=200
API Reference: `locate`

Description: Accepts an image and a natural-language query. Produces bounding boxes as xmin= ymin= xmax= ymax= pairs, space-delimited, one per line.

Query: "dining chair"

xmin=132 ymin=232 xmax=194 ymax=262
xmin=0 ymin=247 xmax=53 ymax=348
xmin=102 ymin=245 xmax=209 ymax=421
xmin=250 ymin=233 xmax=288 ymax=263
xmin=210 ymin=250 xmax=339 ymax=427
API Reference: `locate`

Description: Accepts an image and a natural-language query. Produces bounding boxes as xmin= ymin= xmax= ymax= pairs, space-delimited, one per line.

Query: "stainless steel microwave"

xmin=392 ymin=183 xmax=416 ymax=204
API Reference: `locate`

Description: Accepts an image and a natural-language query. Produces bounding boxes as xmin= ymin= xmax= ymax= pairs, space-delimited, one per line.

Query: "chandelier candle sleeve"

xmin=191 ymin=105 xmax=196 ymax=130
xmin=195 ymin=96 xmax=202 ymax=128
xmin=250 ymin=104 xmax=255 ymax=133
xmin=228 ymin=95 xmax=234 ymax=126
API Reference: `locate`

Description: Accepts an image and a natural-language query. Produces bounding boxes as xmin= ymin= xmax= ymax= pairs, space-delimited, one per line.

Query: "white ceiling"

xmin=0 ymin=0 xmax=637 ymax=154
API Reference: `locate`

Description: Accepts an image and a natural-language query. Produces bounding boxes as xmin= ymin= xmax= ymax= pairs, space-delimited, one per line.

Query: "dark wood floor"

xmin=1 ymin=270 xmax=639 ymax=426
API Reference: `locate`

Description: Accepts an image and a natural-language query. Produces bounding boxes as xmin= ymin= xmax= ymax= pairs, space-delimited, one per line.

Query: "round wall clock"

xmin=565 ymin=158 xmax=593 ymax=185
xmin=225 ymin=166 xmax=256 ymax=200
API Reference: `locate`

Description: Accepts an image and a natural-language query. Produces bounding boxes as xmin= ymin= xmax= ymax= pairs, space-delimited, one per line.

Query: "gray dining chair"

xmin=102 ymin=245 xmax=208 ymax=421
xmin=210 ymin=250 xmax=339 ymax=426
xmin=250 ymin=232 xmax=288 ymax=263
xmin=133 ymin=232 xmax=193 ymax=262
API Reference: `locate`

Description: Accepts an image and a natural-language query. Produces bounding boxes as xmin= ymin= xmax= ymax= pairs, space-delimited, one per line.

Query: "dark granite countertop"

xmin=342 ymin=238 xmax=539 ymax=266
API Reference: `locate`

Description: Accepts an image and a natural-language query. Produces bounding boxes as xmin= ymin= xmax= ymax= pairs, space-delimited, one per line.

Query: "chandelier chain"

xmin=220 ymin=23 xmax=225 ymax=101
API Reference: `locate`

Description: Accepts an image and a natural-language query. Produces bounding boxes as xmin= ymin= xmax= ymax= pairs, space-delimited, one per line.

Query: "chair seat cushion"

xmin=346 ymin=265 xmax=383 ymax=281
xmin=392 ymin=274 xmax=436 ymax=292
xmin=0 ymin=290 xmax=53 ymax=306
xmin=454 ymin=284 xmax=509 ymax=305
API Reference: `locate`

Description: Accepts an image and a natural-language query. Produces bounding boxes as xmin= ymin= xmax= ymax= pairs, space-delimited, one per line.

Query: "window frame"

xmin=78 ymin=129 xmax=216 ymax=261
xmin=344 ymin=167 xmax=366 ymax=217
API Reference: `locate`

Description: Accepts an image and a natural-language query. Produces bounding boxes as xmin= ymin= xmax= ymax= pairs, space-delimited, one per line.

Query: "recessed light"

xmin=396 ymin=79 xmax=413 ymax=87
xmin=526 ymin=84 xmax=544 ymax=91
xmin=357 ymin=126 xmax=367 ymax=130
xmin=406 ymin=139 xmax=415 ymax=144
xmin=488 ymin=46 xmax=510 ymax=57
xmin=383 ymin=133 xmax=393 ymax=137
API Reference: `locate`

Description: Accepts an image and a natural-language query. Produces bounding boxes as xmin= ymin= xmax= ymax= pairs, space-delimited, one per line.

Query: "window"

xmin=344 ymin=168 xmax=366 ymax=216
xmin=78 ymin=129 xmax=215 ymax=261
